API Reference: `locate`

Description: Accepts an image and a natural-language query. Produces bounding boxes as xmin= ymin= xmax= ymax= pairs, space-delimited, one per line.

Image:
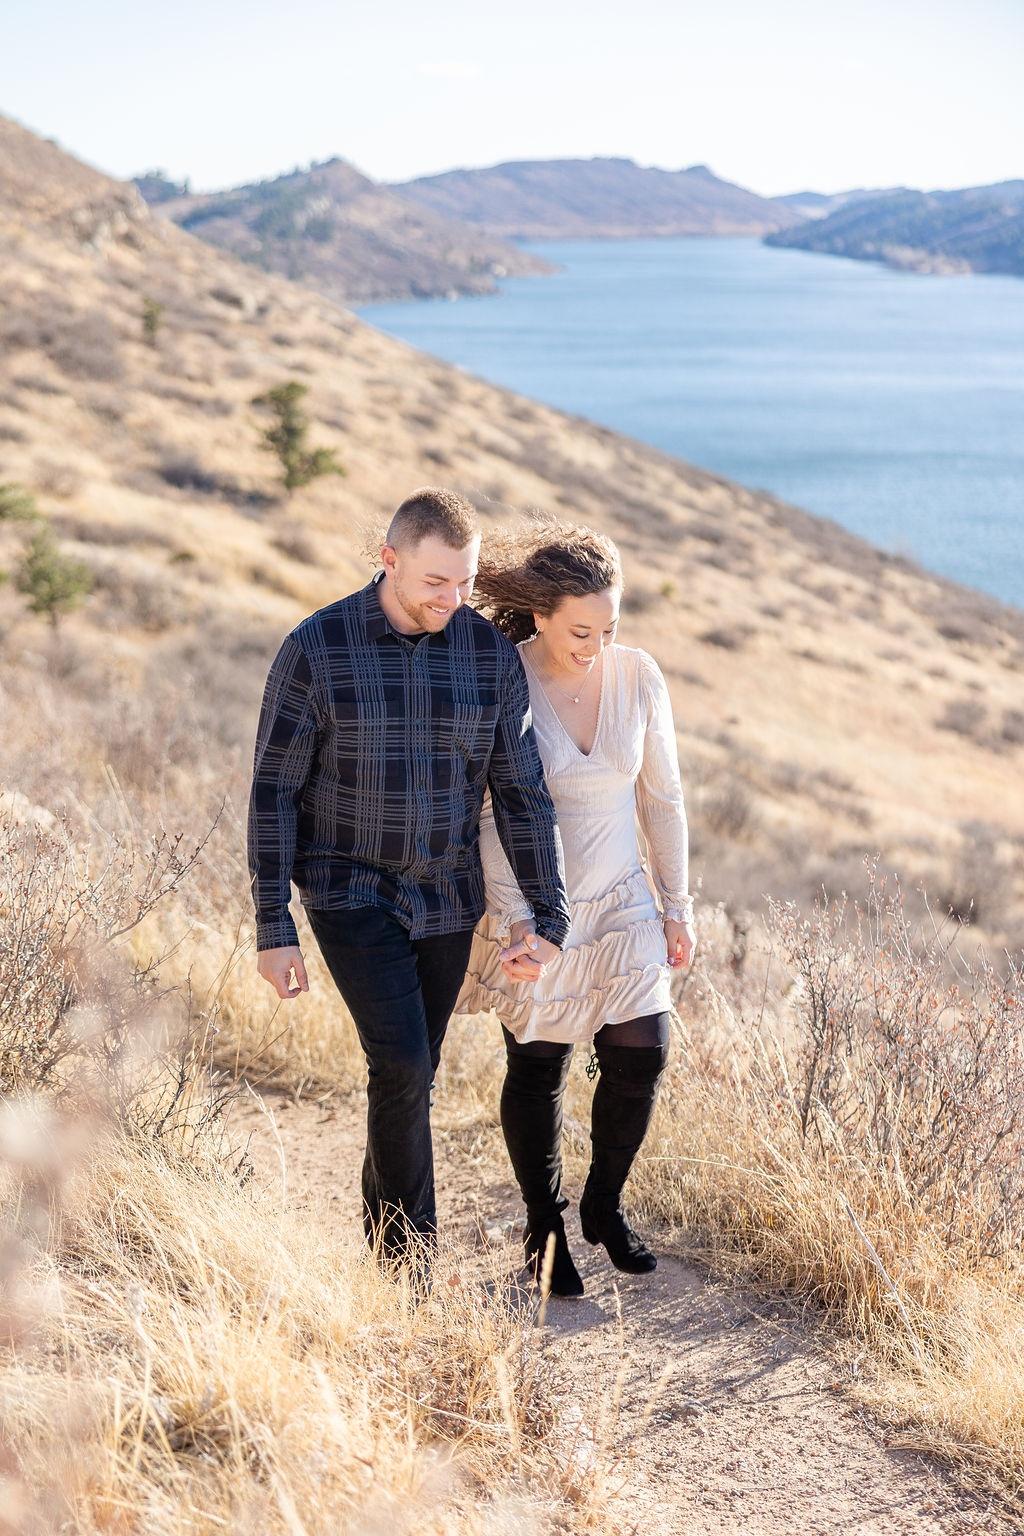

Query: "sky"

xmin=2 ymin=0 xmax=1022 ymax=197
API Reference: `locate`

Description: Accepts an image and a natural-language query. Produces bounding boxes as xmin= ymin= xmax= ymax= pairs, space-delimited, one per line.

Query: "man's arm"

xmin=486 ymin=651 xmax=570 ymax=950
xmin=247 ymin=631 xmax=321 ymax=970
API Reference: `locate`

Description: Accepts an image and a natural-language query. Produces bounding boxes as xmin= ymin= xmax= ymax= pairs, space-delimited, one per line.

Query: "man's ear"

xmin=380 ymin=544 xmax=398 ymax=573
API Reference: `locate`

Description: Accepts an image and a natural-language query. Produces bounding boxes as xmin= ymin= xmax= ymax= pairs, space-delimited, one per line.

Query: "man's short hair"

xmin=386 ymin=487 xmax=480 ymax=552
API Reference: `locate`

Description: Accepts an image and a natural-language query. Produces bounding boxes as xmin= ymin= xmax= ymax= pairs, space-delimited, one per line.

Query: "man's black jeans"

xmin=306 ymin=904 xmax=475 ymax=1259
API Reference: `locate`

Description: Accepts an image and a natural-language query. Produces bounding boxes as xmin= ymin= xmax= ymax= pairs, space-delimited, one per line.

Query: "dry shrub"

xmin=622 ymin=868 xmax=1024 ymax=1501
xmin=33 ymin=459 xmax=83 ymax=498
xmin=0 ymin=815 xmax=228 ymax=1150
xmin=2 ymin=304 xmax=126 ymax=384
xmin=85 ymin=552 xmax=184 ymax=633
xmin=156 ymin=448 xmax=231 ymax=495
xmin=768 ymin=872 xmax=1024 ymax=1256
xmin=934 ymin=819 xmax=1017 ymax=934
xmin=701 ymin=776 xmax=759 ymax=841
xmin=699 ymin=625 xmax=751 ymax=650
xmin=937 ymin=697 xmax=987 ymax=738
xmin=271 ymin=526 xmax=317 ymax=564
xmin=1000 ymin=708 xmax=1024 ymax=746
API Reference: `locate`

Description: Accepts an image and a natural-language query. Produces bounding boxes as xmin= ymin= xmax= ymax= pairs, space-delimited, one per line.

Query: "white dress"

xmin=455 ymin=641 xmax=691 ymax=1044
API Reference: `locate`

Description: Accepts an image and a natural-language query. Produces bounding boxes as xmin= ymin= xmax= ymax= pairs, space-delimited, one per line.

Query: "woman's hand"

xmin=500 ymin=919 xmax=560 ymax=983
xmin=664 ymin=918 xmax=696 ymax=970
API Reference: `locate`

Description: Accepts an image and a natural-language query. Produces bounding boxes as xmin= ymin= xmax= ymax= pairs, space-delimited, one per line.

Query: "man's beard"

xmin=393 ymin=573 xmax=452 ymax=633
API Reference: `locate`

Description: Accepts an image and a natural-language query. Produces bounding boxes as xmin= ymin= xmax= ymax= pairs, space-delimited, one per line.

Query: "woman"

xmin=457 ymin=523 xmax=695 ymax=1296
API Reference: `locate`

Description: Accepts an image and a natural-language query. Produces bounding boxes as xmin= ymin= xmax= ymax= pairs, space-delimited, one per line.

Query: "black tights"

xmin=500 ymin=1014 xmax=671 ymax=1224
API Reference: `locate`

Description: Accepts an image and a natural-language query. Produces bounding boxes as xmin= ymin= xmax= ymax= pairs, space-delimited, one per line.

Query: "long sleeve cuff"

xmin=255 ymin=909 xmax=300 ymax=952
xmin=493 ymin=899 xmax=535 ymax=941
xmin=531 ymin=905 xmax=570 ymax=949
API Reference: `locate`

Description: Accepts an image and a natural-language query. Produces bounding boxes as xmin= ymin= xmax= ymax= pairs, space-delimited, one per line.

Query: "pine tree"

xmin=142 ymin=296 xmax=165 ymax=347
xmin=252 ymin=381 xmax=345 ymax=494
xmin=0 ymin=483 xmax=40 ymax=522
xmin=15 ymin=526 xmax=92 ymax=628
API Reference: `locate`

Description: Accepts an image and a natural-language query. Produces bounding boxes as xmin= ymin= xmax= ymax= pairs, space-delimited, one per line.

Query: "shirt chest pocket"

xmin=434 ymin=694 xmax=499 ymax=785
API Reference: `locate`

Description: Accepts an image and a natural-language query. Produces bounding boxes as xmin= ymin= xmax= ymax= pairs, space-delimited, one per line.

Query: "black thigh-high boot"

xmin=500 ymin=1031 xmax=585 ymax=1297
xmin=580 ymin=1029 xmax=669 ymax=1274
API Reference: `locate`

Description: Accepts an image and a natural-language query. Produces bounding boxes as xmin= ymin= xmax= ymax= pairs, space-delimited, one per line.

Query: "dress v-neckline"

xmin=522 ymin=640 xmax=610 ymax=761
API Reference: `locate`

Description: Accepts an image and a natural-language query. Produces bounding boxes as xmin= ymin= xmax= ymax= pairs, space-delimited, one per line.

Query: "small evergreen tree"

xmin=251 ymin=381 xmax=345 ymax=494
xmin=15 ymin=526 xmax=92 ymax=628
xmin=142 ymin=296 xmax=165 ymax=347
xmin=0 ymin=483 xmax=40 ymax=522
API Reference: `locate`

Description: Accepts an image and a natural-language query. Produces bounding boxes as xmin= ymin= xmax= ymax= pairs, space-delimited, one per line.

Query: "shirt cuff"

xmin=532 ymin=911 xmax=570 ymax=950
xmin=494 ymin=902 xmax=535 ymax=942
xmin=255 ymin=911 xmax=300 ymax=951
xmin=662 ymin=895 xmax=695 ymax=925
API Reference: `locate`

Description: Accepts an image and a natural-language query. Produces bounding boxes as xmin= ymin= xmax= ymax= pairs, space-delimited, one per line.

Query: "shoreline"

xmin=357 ymin=239 xmax=1024 ymax=617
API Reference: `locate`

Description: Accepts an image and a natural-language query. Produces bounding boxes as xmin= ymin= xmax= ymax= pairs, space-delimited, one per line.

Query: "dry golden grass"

xmin=3 ymin=112 xmax=1024 ymax=1527
xmin=2 ymin=1111 xmax=606 ymax=1535
xmin=604 ymin=888 xmax=1024 ymax=1507
xmin=0 ymin=817 xmax=611 ymax=1535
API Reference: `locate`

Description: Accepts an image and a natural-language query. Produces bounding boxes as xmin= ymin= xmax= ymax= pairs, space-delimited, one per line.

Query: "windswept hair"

xmin=474 ymin=518 xmax=623 ymax=644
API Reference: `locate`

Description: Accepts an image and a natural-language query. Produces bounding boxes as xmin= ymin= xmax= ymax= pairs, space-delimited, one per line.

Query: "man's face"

xmin=381 ymin=533 xmax=480 ymax=634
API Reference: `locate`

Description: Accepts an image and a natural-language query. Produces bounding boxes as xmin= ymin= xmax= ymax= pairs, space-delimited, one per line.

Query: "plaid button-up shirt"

xmin=247 ymin=573 xmax=570 ymax=952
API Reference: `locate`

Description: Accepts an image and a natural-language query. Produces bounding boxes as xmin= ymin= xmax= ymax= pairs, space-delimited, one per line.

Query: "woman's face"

xmin=535 ymin=587 xmax=621 ymax=679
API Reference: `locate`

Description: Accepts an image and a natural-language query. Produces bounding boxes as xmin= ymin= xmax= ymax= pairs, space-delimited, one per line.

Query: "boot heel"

xmin=579 ymin=1217 xmax=599 ymax=1246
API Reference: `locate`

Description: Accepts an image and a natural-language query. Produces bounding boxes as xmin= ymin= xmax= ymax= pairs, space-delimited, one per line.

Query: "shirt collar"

xmin=362 ymin=570 xmax=450 ymax=645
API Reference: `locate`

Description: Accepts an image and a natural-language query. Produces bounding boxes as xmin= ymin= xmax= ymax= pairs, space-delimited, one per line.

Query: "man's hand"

xmin=499 ymin=920 xmax=560 ymax=984
xmin=257 ymin=945 xmax=310 ymax=999
xmin=665 ymin=918 xmax=696 ymax=970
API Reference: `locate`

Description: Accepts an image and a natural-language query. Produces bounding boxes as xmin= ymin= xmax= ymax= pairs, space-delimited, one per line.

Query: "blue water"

xmin=359 ymin=238 xmax=1024 ymax=609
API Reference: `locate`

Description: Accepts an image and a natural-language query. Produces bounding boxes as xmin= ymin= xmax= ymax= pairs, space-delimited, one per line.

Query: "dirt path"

xmin=230 ymin=1085 xmax=1013 ymax=1536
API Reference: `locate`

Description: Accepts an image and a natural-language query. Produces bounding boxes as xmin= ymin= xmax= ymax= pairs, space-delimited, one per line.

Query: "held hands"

xmin=499 ymin=919 xmax=560 ymax=984
xmin=257 ymin=945 xmax=310 ymax=999
xmin=665 ymin=918 xmax=696 ymax=970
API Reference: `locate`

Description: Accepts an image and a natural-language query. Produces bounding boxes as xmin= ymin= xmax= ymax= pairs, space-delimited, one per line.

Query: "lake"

xmin=359 ymin=238 xmax=1024 ymax=609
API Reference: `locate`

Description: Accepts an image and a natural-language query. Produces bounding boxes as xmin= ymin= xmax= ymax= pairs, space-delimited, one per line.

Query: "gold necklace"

xmin=527 ymin=639 xmax=600 ymax=706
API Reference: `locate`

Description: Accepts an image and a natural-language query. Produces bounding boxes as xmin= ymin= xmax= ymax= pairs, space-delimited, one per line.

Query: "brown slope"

xmin=1 ymin=113 xmax=1023 ymax=945
xmin=138 ymin=153 xmax=554 ymax=303
xmin=393 ymin=156 xmax=800 ymax=238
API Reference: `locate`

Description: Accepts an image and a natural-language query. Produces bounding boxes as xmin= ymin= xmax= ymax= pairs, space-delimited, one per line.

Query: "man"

xmin=247 ymin=487 xmax=570 ymax=1264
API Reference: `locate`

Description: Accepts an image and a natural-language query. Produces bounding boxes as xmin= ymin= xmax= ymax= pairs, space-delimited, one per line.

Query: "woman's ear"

xmin=532 ymin=611 xmax=544 ymax=634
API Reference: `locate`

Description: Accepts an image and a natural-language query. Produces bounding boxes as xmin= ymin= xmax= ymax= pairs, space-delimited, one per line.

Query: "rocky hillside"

xmin=394 ymin=157 xmax=799 ymax=239
xmin=3 ymin=113 xmax=1024 ymax=944
xmin=136 ymin=155 xmax=553 ymax=303
xmin=767 ymin=180 xmax=1024 ymax=276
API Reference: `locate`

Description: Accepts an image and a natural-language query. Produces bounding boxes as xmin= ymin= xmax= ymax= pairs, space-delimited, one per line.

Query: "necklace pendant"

xmin=571 ymin=696 xmax=580 ymax=704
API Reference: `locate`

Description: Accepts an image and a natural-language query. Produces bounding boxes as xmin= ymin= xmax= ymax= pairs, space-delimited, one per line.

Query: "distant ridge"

xmin=136 ymin=157 xmax=553 ymax=304
xmin=393 ymin=156 xmax=799 ymax=239
xmin=774 ymin=187 xmax=902 ymax=221
xmin=767 ymin=180 xmax=1024 ymax=277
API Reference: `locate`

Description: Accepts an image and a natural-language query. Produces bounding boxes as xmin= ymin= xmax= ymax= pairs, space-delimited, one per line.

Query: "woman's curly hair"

xmin=474 ymin=518 xmax=623 ymax=644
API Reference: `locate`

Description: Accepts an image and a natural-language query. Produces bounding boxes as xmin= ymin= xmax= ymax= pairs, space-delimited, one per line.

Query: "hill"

xmin=5 ymin=114 xmax=1024 ymax=1529
xmin=394 ymin=156 xmax=800 ymax=239
xmin=3 ymin=112 xmax=1023 ymax=946
xmin=774 ymin=187 xmax=902 ymax=221
xmin=766 ymin=180 xmax=1024 ymax=276
xmin=135 ymin=154 xmax=553 ymax=303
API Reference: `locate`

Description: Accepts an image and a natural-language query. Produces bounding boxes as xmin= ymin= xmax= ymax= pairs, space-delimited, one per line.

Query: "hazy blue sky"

xmin=2 ymin=0 xmax=1021 ymax=196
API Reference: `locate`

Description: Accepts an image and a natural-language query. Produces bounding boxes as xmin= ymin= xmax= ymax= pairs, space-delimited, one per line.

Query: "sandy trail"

xmin=230 ymin=1085 xmax=1013 ymax=1536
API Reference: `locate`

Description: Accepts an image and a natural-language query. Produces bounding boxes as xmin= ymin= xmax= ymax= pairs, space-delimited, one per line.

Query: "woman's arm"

xmin=479 ymin=787 xmax=536 ymax=938
xmin=635 ymin=652 xmax=695 ymax=961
